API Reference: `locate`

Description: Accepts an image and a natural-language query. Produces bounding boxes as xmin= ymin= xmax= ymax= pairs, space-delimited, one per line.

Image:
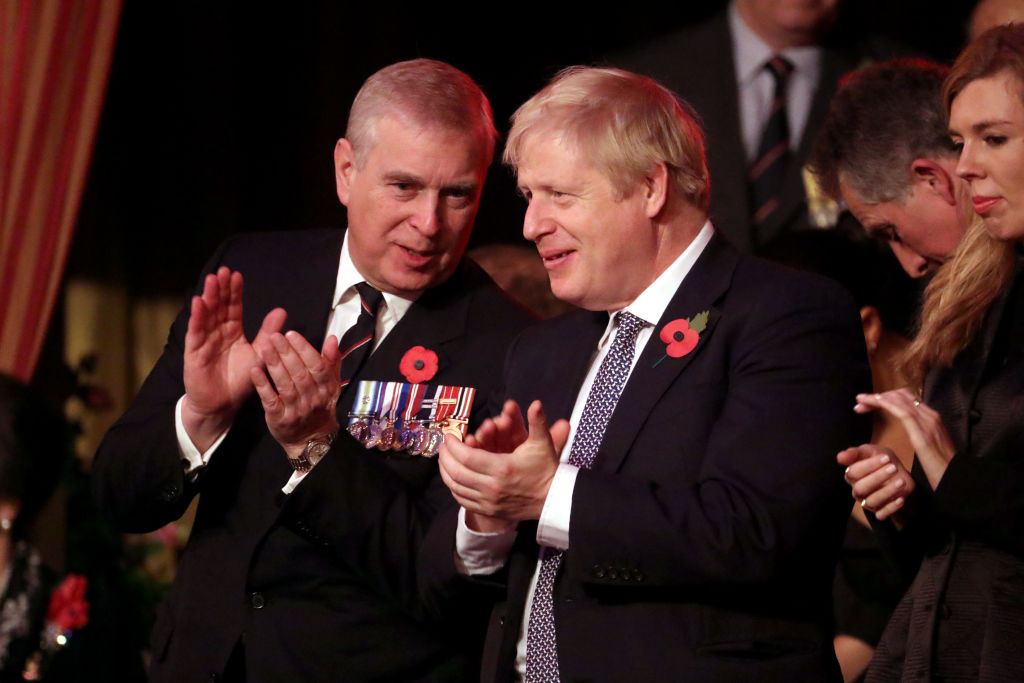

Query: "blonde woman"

xmin=839 ymin=24 xmax=1024 ymax=682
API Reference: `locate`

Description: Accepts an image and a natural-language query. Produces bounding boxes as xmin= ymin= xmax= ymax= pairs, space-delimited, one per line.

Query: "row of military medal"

xmin=345 ymin=380 xmax=476 ymax=457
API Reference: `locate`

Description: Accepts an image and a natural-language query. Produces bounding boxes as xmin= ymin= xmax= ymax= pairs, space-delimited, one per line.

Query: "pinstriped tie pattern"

xmin=749 ymin=55 xmax=794 ymax=232
xmin=338 ymin=282 xmax=383 ymax=389
xmin=525 ymin=311 xmax=647 ymax=683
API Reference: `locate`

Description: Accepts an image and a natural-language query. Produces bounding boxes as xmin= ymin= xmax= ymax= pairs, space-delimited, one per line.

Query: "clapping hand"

xmin=440 ymin=400 xmax=569 ymax=531
xmin=181 ymin=267 xmax=286 ymax=451
xmin=855 ymin=389 xmax=955 ymax=489
xmin=251 ymin=331 xmax=342 ymax=458
xmin=837 ymin=443 xmax=915 ymax=523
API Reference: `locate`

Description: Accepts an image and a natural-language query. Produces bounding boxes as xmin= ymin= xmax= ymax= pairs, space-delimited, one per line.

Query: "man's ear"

xmin=642 ymin=161 xmax=669 ymax=217
xmin=910 ymin=157 xmax=956 ymax=205
xmin=334 ymin=138 xmax=357 ymax=207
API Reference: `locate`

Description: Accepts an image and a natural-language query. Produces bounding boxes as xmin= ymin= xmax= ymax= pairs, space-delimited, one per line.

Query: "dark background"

xmin=68 ymin=0 xmax=979 ymax=299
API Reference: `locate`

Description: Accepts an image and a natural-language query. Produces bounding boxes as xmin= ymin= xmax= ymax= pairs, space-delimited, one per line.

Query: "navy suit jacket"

xmin=92 ymin=229 xmax=533 ymax=682
xmin=427 ymin=233 xmax=872 ymax=682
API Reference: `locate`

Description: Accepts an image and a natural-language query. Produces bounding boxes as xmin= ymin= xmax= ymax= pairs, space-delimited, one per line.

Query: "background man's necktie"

xmin=749 ymin=55 xmax=794 ymax=237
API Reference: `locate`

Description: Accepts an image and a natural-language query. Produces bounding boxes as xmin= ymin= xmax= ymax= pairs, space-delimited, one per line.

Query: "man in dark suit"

xmin=92 ymin=59 xmax=532 ymax=682
xmin=615 ymin=0 xmax=905 ymax=252
xmin=436 ymin=66 xmax=870 ymax=681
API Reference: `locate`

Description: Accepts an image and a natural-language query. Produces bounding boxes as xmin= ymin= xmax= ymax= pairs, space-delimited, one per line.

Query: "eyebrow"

xmin=949 ymin=119 xmax=1013 ymax=136
xmin=382 ymin=172 xmax=424 ymax=186
xmin=381 ymin=171 xmax=478 ymax=194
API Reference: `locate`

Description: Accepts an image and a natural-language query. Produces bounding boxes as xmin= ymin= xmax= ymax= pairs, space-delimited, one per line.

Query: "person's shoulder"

xmin=609 ymin=10 xmax=727 ymax=72
xmin=205 ymin=228 xmax=344 ymax=279
xmin=216 ymin=228 xmax=344 ymax=258
xmin=512 ymin=306 xmax=600 ymax=352
xmin=439 ymin=258 xmax=537 ymax=333
xmin=729 ymin=249 xmax=860 ymax=317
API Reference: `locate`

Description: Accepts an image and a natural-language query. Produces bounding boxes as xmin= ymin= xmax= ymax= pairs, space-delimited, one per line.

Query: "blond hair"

xmin=346 ymin=59 xmax=497 ymax=167
xmin=903 ymin=25 xmax=1024 ymax=386
xmin=504 ymin=66 xmax=710 ymax=208
xmin=903 ymin=216 xmax=1015 ymax=385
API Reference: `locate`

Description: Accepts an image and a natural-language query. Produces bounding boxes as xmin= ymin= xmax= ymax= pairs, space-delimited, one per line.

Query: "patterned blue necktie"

xmin=525 ymin=311 xmax=647 ymax=682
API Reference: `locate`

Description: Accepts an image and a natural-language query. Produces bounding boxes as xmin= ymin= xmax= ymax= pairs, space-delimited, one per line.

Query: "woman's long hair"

xmin=903 ymin=24 xmax=1024 ymax=386
xmin=902 ymin=217 xmax=1015 ymax=386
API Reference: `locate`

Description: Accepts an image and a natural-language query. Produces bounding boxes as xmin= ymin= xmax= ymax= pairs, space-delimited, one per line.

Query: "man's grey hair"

xmin=346 ymin=58 xmax=498 ymax=167
xmin=810 ymin=59 xmax=958 ymax=204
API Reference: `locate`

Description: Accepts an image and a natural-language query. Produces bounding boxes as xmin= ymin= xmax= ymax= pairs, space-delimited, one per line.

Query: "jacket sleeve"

xmin=91 ymin=240 xmax=235 ymax=532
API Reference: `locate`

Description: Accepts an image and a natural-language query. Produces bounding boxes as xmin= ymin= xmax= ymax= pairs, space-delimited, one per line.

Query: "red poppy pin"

xmin=400 ymin=346 xmax=439 ymax=384
xmin=47 ymin=574 xmax=90 ymax=632
xmin=653 ymin=311 xmax=709 ymax=367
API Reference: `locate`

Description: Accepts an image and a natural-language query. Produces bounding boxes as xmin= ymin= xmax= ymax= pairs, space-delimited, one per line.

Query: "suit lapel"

xmin=595 ymin=235 xmax=737 ymax=474
xmin=280 ymin=232 xmax=344 ymax=347
xmin=366 ymin=277 xmax=471 ymax=381
xmin=550 ymin=310 xmax=610 ymax=422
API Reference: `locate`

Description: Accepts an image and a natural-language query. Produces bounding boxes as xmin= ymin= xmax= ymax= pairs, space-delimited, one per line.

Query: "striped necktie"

xmin=338 ymin=282 xmax=383 ymax=390
xmin=749 ymin=55 xmax=794 ymax=236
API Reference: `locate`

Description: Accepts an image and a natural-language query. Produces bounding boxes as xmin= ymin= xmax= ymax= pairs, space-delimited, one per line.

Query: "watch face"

xmin=308 ymin=442 xmax=331 ymax=458
xmin=289 ymin=453 xmax=312 ymax=472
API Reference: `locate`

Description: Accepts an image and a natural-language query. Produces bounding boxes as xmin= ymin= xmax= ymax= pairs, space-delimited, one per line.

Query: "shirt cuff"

xmin=282 ymin=471 xmax=308 ymax=494
xmin=536 ymin=462 xmax=579 ymax=551
xmin=454 ymin=507 xmax=517 ymax=576
xmin=175 ymin=396 xmax=229 ymax=477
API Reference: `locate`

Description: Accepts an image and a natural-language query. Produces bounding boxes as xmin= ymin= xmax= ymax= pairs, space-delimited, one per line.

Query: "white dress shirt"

xmin=455 ymin=222 xmax=714 ymax=677
xmin=174 ymin=232 xmax=415 ymax=492
xmin=729 ymin=1 xmax=823 ymax=163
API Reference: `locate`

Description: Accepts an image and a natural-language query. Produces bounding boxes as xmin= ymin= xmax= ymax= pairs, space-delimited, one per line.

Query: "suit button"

xmin=592 ymin=564 xmax=605 ymax=578
xmin=160 ymin=484 xmax=180 ymax=502
xmin=607 ymin=568 xmax=619 ymax=580
xmin=249 ymin=592 xmax=265 ymax=609
xmin=499 ymin=616 xmax=506 ymax=627
xmin=632 ymin=570 xmax=644 ymax=582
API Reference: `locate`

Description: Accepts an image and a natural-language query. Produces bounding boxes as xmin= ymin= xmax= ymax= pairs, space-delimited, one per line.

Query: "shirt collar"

xmin=729 ymin=1 xmax=822 ymax=86
xmin=332 ymin=232 xmax=415 ymax=320
xmin=598 ymin=220 xmax=715 ymax=343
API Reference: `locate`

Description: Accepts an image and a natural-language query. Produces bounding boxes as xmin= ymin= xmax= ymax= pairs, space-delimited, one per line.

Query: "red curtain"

xmin=0 ymin=0 xmax=121 ymax=381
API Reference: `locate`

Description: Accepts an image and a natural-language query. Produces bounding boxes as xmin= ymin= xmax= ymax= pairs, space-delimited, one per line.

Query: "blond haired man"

xmin=436 ymin=67 xmax=870 ymax=682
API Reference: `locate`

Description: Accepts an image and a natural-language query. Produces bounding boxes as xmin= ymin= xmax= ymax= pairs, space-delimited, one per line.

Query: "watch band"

xmin=288 ymin=432 xmax=336 ymax=472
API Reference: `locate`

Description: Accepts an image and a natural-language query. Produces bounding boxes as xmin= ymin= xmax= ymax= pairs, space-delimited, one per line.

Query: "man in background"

xmin=615 ymin=0 xmax=908 ymax=251
xmin=810 ymin=59 xmax=966 ymax=277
